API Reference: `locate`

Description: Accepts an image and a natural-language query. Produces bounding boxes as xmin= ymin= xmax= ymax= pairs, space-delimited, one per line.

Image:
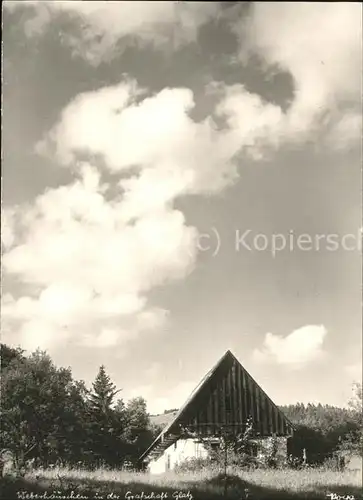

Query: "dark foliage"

xmin=0 ymin=343 xmax=25 ymax=372
xmin=0 ymin=345 xmax=159 ymax=471
xmin=0 ymin=342 xmax=361 ymax=473
xmin=281 ymin=399 xmax=362 ymax=464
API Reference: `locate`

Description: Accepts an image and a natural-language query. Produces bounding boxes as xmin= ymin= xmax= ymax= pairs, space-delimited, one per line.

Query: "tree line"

xmin=1 ymin=343 xmax=361 ymax=472
xmin=281 ymin=395 xmax=362 ymax=464
xmin=0 ymin=344 xmax=160 ymax=471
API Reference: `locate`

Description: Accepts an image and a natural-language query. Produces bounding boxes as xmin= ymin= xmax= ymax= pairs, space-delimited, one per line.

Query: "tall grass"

xmin=21 ymin=465 xmax=362 ymax=498
xmin=1 ymin=464 xmax=361 ymax=500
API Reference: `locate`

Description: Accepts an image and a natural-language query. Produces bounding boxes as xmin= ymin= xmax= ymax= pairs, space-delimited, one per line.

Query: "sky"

xmin=2 ymin=1 xmax=362 ymax=414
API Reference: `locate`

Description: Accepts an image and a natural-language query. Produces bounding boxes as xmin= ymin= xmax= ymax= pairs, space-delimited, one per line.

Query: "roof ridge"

xmin=140 ymin=349 xmax=294 ymax=462
xmin=140 ymin=350 xmax=230 ymax=460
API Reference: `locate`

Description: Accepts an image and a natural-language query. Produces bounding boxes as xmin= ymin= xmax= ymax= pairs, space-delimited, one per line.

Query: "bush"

xmin=174 ymin=456 xmax=215 ymax=474
xmin=322 ymin=455 xmax=346 ymax=471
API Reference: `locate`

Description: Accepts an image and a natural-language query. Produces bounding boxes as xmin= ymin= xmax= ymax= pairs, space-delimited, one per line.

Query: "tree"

xmin=348 ymin=382 xmax=362 ymax=417
xmin=87 ymin=365 xmax=122 ymax=466
xmin=89 ymin=365 xmax=120 ymax=414
xmin=163 ymin=408 xmax=178 ymax=414
xmin=338 ymin=382 xmax=363 ymax=458
xmin=0 ymin=349 xmax=88 ymax=470
xmin=0 ymin=344 xmax=25 ymax=372
xmin=0 ymin=344 xmax=163 ymax=471
xmin=179 ymin=416 xmax=257 ymax=472
xmin=280 ymin=401 xmax=362 ymax=464
xmin=123 ymin=397 xmax=154 ymax=467
xmin=349 ymin=382 xmax=363 ymax=455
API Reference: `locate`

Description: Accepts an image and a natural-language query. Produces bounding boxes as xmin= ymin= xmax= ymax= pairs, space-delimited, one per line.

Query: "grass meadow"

xmin=1 ymin=465 xmax=362 ymax=500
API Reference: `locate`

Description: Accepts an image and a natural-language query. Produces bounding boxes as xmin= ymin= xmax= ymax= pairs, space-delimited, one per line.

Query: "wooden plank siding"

xmin=140 ymin=350 xmax=294 ymax=462
xmin=235 ymin=362 xmax=242 ymax=426
xmin=243 ymin=368 xmax=248 ymax=423
xmin=171 ymin=354 xmax=293 ymax=437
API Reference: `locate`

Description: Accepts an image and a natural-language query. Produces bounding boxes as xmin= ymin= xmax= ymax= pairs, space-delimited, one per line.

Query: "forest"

xmin=1 ymin=343 xmax=362 ymax=473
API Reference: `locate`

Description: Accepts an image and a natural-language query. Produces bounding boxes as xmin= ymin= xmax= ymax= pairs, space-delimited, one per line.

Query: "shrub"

xmin=174 ymin=457 xmax=211 ymax=473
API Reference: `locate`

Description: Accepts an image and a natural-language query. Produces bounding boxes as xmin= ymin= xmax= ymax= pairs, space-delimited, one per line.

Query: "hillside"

xmin=149 ymin=410 xmax=179 ymax=429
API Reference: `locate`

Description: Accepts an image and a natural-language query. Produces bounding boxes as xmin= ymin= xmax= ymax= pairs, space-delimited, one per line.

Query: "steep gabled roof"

xmin=140 ymin=350 xmax=294 ymax=462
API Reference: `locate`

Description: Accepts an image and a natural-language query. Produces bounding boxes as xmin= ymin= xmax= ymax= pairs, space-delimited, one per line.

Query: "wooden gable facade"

xmin=140 ymin=350 xmax=294 ymax=464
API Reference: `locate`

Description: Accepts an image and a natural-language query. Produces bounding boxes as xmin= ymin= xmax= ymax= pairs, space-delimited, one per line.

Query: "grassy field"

xmin=1 ymin=465 xmax=362 ymax=500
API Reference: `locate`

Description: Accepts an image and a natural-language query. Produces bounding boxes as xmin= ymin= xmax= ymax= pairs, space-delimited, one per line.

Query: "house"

xmin=140 ymin=350 xmax=294 ymax=473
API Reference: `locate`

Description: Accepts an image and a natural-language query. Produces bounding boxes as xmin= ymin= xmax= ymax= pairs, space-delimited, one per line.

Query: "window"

xmin=210 ymin=441 xmax=220 ymax=451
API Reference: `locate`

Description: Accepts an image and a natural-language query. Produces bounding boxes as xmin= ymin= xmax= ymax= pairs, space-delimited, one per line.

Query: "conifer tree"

xmin=87 ymin=365 xmax=121 ymax=465
xmin=89 ymin=365 xmax=119 ymax=414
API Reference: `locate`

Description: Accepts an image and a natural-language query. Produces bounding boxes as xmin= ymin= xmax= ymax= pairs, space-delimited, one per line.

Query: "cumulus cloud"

xmin=37 ymin=80 xmax=285 ymax=197
xmin=5 ymin=75 xmax=286 ymax=351
xmin=232 ymin=2 xmax=362 ymax=148
xmin=3 ymin=3 xmax=361 ymax=353
xmin=1 ymin=208 xmax=16 ymax=249
xmin=253 ymin=325 xmax=328 ymax=369
xmin=324 ymin=112 xmax=362 ymax=151
xmin=40 ymin=75 xmax=306 ymax=194
xmin=4 ymin=1 xmax=219 ymax=65
xmin=1 ymin=163 xmax=193 ymax=352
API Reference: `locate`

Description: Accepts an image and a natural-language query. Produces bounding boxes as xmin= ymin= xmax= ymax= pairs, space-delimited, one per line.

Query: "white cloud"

xmin=233 ymin=2 xmax=362 ymax=148
xmin=213 ymin=84 xmax=284 ymax=158
xmin=253 ymin=325 xmax=328 ymax=369
xmin=7 ymin=53 xmax=355 ymax=354
xmin=5 ymin=3 xmax=361 ymax=353
xmin=18 ymin=318 xmax=68 ymax=353
xmin=4 ymin=1 xmax=219 ymax=65
xmin=1 ymin=208 xmax=16 ymax=249
xmin=324 ymin=112 xmax=362 ymax=151
xmin=2 ymin=287 xmax=168 ymax=352
xmin=3 ymin=166 xmax=197 ymax=289
xmin=5 ymin=71 xmax=291 ymax=353
xmin=37 ymin=83 xmax=239 ymax=196
xmin=37 ymin=80 xmax=291 ymax=197
xmin=80 ymin=327 xmax=128 ymax=349
xmin=1 ymin=162 xmax=195 ymax=352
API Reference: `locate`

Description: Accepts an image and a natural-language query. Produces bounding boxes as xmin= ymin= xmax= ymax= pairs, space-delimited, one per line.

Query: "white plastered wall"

xmin=147 ymin=438 xmax=210 ymax=474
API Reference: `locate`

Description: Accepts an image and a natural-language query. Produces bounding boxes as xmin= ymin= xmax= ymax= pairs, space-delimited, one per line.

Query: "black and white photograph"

xmin=1 ymin=2 xmax=362 ymax=499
